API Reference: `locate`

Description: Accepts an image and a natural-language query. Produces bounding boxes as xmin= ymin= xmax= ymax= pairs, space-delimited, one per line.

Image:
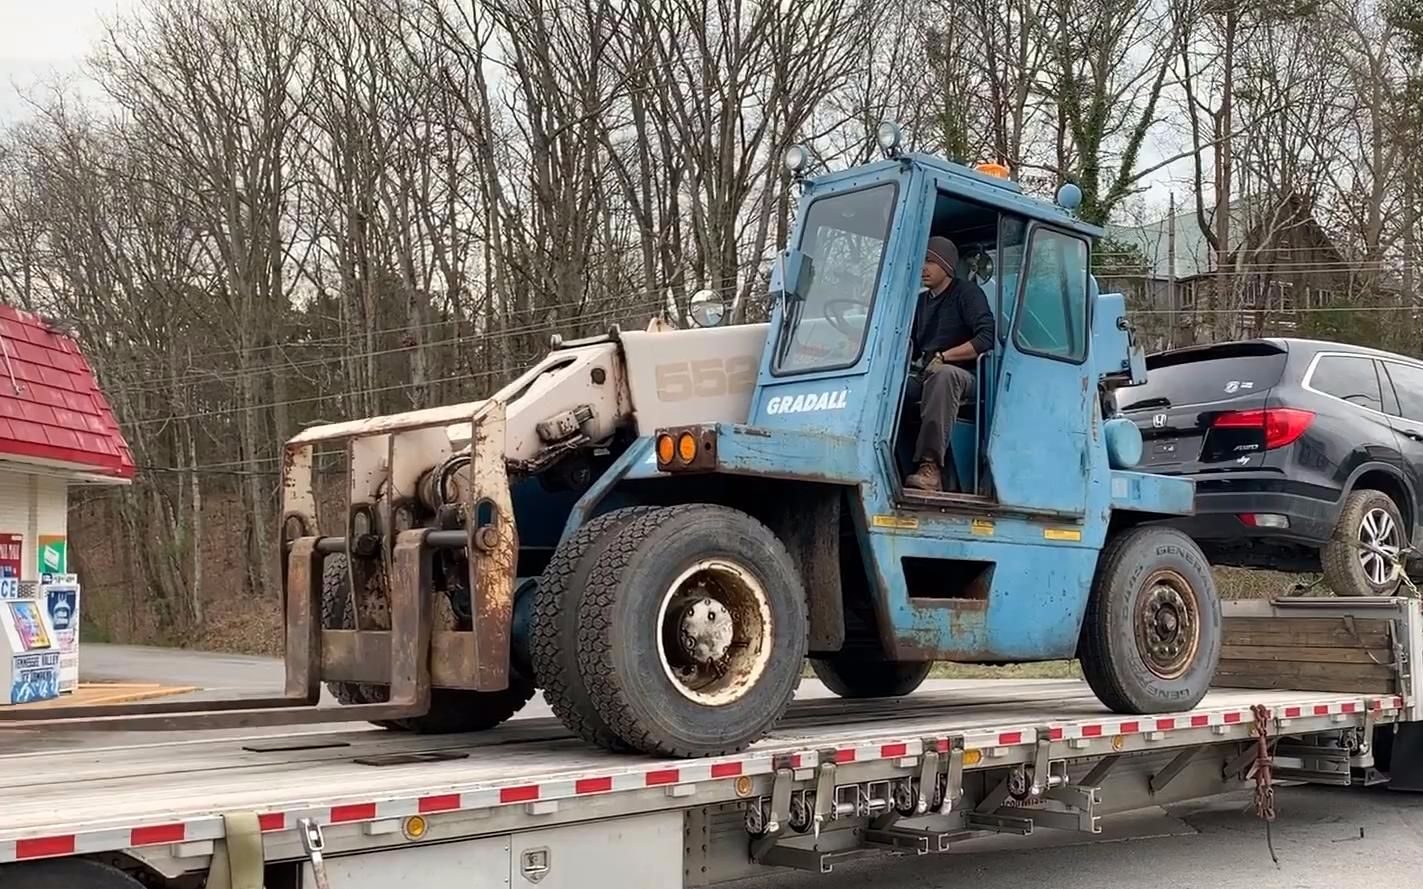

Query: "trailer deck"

xmin=0 ymin=680 xmax=1407 ymax=862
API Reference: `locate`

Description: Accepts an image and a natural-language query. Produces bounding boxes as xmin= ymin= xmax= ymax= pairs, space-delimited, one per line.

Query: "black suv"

xmin=1114 ymin=337 xmax=1423 ymax=597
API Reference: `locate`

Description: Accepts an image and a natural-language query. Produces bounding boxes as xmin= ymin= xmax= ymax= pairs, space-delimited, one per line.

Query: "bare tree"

xmin=91 ymin=0 xmax=313 ymax=598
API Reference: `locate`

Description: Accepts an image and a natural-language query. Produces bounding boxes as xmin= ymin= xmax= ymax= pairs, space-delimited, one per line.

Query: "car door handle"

xmin=1405 ymin=430 xmax=1423 ymax=442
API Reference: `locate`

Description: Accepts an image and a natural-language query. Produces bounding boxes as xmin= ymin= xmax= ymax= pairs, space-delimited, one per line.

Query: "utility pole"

xmin=1168 ymin=192 xmax=1179 ymax=347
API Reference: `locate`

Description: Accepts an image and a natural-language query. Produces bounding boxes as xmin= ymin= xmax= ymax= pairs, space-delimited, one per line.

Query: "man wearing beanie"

xmin=904 ymin=235 xmax=995 ymax=492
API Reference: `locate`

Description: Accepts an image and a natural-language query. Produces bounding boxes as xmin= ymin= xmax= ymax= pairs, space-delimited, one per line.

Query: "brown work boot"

xmin=905 ymin=460 xmax=942 ymax=491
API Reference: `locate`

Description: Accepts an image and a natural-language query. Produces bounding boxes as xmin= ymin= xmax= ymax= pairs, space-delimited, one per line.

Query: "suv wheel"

xmin=1322 ymin=489 xmax=1407 ymax=596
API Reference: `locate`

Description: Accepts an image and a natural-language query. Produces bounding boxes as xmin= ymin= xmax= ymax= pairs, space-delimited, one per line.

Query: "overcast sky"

xmin=0 ymin=1 xmax=135 ymax=121
xmin=0 ymin=1 xmax=1188 ymax=221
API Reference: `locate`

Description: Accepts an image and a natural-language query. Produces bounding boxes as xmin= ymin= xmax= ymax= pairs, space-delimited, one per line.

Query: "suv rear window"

xmin=1117 ymin=342 xmax=1288 ymax=411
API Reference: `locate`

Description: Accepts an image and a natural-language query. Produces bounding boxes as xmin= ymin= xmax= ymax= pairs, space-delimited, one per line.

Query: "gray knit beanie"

xmin=924 ymin=236 xmax=958 ymax=278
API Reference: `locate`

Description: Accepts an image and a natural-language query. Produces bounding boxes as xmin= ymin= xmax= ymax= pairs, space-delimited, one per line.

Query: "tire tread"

xmin=577 ymin=504 xmax=807 ymax=757
xmin=529 ymin=506 xmax=656 ymax=749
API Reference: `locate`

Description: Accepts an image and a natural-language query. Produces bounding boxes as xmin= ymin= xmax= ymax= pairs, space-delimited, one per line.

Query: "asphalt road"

xmin=8 ymin=645 xmax=1423 ymax=888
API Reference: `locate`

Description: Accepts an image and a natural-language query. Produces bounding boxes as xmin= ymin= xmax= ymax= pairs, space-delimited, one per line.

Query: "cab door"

xmin=985 ymin=223 xmax=1094 ymax=515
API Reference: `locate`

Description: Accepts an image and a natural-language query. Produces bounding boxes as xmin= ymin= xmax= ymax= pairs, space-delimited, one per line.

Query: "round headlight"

xmin=876 ymin=120 xmax=903 ymax=154
xmin=783 ymin=144 xmax=809 ymax=175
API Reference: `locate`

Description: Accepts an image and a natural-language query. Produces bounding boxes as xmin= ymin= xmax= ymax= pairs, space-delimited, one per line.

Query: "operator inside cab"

xmin=904 ymin=235 xmax=995 ymax=492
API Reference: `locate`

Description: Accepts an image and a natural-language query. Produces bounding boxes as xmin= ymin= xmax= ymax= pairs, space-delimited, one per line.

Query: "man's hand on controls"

xmin=923 ymin=341 xmax=978 ymax=373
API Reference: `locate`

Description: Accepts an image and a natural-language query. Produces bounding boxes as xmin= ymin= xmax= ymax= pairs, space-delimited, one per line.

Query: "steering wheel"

xmin=823 ymin=298 xmax=870 ymax=338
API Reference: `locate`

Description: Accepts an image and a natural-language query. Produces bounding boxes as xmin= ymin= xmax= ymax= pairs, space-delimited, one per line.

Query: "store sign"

xmin=38 ymin=535 xmax=66 ymax=575
xmin=0 ymin=533 xmax=21 ymax=579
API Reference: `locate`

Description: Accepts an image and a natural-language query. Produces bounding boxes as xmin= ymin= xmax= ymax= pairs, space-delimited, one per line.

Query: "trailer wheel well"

xmin=1 ymin=858 xmax=149 ymax=889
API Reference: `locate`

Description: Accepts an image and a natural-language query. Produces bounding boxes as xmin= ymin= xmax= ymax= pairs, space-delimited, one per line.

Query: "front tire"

xmin=1079 ymin=526 xmax=1221 ymax=714
xmin=576 ymin=504 xmax=808 ymax=756
xmin=1322 ymin=489 xmax=1406 ymax=597
xmin=811 ymin=655 xmax=932 ymax=698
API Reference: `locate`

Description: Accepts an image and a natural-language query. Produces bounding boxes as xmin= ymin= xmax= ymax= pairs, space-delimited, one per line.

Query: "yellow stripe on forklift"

xmin=1043 ymin=528 xmax=1082 ymax=542
xmin=872 ymin=514 xmax=919 ymax=530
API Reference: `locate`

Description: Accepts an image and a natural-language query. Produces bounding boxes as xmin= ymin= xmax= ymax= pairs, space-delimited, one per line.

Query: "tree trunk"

xmin=1213 ymin=5 xmax=1236 ymax=342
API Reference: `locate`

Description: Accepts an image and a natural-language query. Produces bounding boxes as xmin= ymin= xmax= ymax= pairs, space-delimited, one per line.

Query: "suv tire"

xmin=1322 ymin=489 xmax=1407 ymax=597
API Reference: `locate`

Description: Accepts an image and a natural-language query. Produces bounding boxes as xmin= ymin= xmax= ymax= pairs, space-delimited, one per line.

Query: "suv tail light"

xmin=1212 ymin=408 xmax=1315 ymax=449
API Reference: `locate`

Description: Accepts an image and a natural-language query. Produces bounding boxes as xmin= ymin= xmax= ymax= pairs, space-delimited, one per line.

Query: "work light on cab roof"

xmin=876 ymin=120 xmax=903 ymax=157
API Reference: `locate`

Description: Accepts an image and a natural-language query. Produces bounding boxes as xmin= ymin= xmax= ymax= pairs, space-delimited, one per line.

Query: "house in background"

xmin=1101 ymin=195 xmax=1365 ymax=351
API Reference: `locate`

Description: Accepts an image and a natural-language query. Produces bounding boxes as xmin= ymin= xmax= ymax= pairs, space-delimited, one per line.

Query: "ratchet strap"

xmin=207 ymin=811 xmax=266 ymax=889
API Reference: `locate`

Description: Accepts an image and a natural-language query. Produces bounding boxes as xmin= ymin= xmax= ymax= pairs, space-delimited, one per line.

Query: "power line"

xmin=82 ymin=279 xmax=744 ymax=370
xmin=103 ymin=294 xmax=669 ymax=396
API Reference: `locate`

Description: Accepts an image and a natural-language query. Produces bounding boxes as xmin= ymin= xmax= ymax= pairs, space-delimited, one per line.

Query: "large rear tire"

xmin=320 ymin=553 xmax=534 ymax=733
xmin=810 ymin=655 xmax=932 ymax=699
xmin=576 ymin=505 xmax=808 ymax=756
xmin=529 ymin=506 xmax=656 ymax=749
xmin=1079 ymin=525 xmax=1221 ymax=714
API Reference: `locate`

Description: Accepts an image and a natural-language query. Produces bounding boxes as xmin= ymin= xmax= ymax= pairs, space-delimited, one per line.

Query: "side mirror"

xmin=688 ymin=289 xmax=726 ymax=328
xmin=1092 ymin=290 xmax=1146 ymax=389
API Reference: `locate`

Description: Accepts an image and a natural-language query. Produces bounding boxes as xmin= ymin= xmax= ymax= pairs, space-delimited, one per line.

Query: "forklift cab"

xmin=764 ymin=142 xmax=1101 ymax=516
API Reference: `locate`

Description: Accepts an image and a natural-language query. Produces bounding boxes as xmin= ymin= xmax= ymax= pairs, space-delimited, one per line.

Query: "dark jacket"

xmin=911 ymin=276 xmax=995 ymax=366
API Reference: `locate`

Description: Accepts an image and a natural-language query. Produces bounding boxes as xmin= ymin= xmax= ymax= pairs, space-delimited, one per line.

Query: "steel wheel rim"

xmin=1134 ymin=569 xmax=1201 ymax=681
xmin=655 ymin=559 xmax=774 ymax=706
xmin=1358 ymin=507 xmax=1402 ymax=587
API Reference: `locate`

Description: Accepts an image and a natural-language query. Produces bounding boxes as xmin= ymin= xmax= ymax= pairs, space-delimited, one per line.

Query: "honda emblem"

xmin=1152 ymin=413 xmax=1167 ymax=428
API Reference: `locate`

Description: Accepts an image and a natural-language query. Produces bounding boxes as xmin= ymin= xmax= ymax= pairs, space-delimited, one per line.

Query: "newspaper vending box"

xmin=0 ymin=579 xmax=61 ymax=705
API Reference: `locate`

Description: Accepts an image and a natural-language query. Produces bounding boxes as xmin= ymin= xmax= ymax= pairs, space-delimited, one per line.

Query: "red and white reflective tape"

xmin=0 ymin=694 xmax=1407 ymax=865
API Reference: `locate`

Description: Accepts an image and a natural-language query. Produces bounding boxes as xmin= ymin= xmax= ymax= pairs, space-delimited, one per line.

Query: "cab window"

xmin=773 ymin=183 xmax=897 ymax=374
xmin=1014 ymin=227 xmax=1089 ymax=362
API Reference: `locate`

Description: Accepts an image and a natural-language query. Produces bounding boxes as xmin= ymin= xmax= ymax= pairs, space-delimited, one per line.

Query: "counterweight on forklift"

xmin=0 ymin=127 xmax=1222 ymax=757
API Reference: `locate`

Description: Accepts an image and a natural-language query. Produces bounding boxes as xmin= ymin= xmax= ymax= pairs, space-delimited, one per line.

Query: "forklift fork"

xmin=0 ymin=530 xmax=438 ymax=731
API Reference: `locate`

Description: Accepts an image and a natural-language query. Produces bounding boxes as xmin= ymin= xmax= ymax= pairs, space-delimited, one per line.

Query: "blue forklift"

xmin=527 ymin=125 xmax=1220 ymax=756
xmin=2 ymin=124 xmax=1220 ymax=759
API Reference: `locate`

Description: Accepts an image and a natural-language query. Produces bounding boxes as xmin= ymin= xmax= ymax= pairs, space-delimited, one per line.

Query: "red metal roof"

xmin=0 ymin=305 xmax=134 ymax=480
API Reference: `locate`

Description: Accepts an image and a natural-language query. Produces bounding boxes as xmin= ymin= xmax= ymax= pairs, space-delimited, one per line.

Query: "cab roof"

xmin=802 ymin=152 xmax=1105 ymax=241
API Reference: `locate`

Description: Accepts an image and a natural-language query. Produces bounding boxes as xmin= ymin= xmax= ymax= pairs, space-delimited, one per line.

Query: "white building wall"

xmin=0 ymin=469 xmax=69 ymax=580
